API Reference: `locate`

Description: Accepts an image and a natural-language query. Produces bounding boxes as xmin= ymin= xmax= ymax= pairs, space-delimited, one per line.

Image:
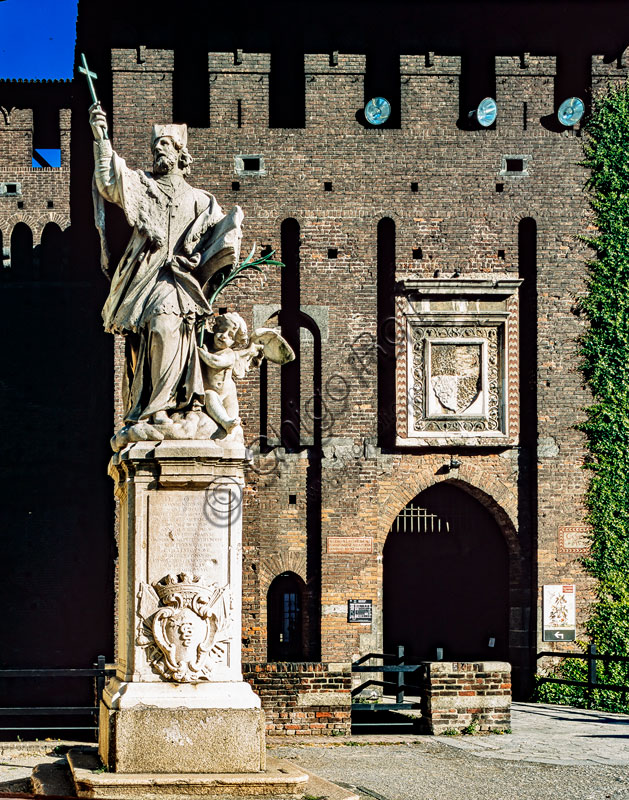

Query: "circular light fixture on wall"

xmin=558 ymin=97 xmax=585 ymax=127
xmin=364 ymin=97 xmax=391 ymax=125
xmin=473 ymin=97 xmax=498 ymax=127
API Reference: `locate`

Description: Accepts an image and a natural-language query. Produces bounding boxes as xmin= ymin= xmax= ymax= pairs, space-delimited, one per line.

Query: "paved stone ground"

xmin=268 ymin=703 xmax=629 ymax=800
xmin=0 ymin=703 xmax=628 ymax=799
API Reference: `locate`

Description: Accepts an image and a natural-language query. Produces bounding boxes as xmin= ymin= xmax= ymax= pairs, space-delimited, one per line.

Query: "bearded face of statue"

xmin=152 ymin=136 xmax=179 ymax=175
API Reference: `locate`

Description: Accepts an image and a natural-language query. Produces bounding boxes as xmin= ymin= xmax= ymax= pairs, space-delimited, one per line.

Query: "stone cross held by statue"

xmin=79 ymin=53 xmax=108 ymax=139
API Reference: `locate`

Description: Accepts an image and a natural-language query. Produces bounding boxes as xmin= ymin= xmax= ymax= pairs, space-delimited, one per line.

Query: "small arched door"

xmin=10 ymin=222 xmax=34 ymax=278
xmin=383 ymin=483 xmax=509 ymax=662
xmin=267 ymin=572 xmax=305 ymax=661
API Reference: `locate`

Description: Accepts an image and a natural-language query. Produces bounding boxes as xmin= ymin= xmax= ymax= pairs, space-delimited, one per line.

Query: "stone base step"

xmin=43 ymin=747 xmax=360 ymax=800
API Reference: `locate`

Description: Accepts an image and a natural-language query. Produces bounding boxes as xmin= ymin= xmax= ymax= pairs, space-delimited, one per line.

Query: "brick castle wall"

xmin=0 ymin=98 xmax=71 ymax=254
xmin=243 ymin=662 xmax=351 ymax=735
xmin=99 ymin=46 xmax=623 ymax=697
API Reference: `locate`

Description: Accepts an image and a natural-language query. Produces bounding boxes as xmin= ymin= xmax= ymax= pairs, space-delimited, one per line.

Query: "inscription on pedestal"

xmin=147 ymin=491 xmax=231 ymax=586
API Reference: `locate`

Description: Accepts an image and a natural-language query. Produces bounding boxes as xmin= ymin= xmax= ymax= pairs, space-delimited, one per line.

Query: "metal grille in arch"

xmin=392 ymin=504 xmax=450 ymax=534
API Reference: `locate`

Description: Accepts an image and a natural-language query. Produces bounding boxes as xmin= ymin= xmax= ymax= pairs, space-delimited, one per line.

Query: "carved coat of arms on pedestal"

xmin=137 ymin=573 xmax=231 ymax=682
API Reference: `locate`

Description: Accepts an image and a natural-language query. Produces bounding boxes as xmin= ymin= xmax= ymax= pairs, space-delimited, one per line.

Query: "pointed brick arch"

xmin=379 ymin=463 xmax=530 ymax=691
xmin=383 ymin=481 xmax=512 ymax=661
xmin=378 ymin=464 xmax=518 ymax=548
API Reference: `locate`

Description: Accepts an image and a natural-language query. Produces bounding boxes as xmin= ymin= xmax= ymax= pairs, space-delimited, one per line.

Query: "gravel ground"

xmin=267 ymin=703 xmax=629 ymax=800
xmin=268 ymin=740 xmax=629 ymax=800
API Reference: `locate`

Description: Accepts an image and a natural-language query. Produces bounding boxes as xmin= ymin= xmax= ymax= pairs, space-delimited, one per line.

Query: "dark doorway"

xmin=383 ymin=483 xmax=509 ymax=662
xmin=267 ymin=572 xmax=305 ymax=661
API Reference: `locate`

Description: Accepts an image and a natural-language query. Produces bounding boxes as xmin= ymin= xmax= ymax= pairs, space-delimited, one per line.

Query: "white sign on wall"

xmin=543 ymin=584 xmax=576 ymax=642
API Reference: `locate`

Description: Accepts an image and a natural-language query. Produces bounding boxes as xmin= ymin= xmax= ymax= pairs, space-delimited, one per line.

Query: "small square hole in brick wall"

xmin=498 ymin=249 xmax=505 ymax=259
xmin=17 ymin=201 xmax=24 ymax=208
xmin=328 ymin=248 xmax=338 ymax=259
xmin=47 ymin=200 xmax=54 ymax=208
xmin=411 ymin=182 xmax=419 ymax=192
xmin=242 ymin=157 xmax=260 ymax=171
xmin=413 ymin=247 xmax=423 ymax=259
xmin=218 ymin=307 xmax=228 ymax=314
xmin=232 ymin=181 xmax=240 ymax=191
xmin=506 ymin=158 xmax=524 ymax=172
xmin=324 ymin=181 xmax=333 ymax=191
xmin=289 ymin=494 xmax=297 ymax=505
xmin=496 ymin=183 xmax=504 ymax=193
xmin=261 ymin=245 xmax=273 ymax=256
xmin=6 ymin=183 xmax=17 ymax=194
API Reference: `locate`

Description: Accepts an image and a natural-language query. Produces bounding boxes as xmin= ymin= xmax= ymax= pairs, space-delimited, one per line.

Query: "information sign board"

xmin=348 ymin=599 xmax=372 ymax=623
xmin=543 ymin=584 xmax=576 ymax=642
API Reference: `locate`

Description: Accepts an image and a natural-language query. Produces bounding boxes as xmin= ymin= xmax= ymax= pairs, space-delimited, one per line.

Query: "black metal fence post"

xmin=396 ymin=645 xmax=405 ymax=705
xmin=95 ymin=655 xmax=106 ymax=705
xmin=587 ymin=643 xmax=598 ymax=709
xmin=93 ymin=655 xmax=106 ymax=740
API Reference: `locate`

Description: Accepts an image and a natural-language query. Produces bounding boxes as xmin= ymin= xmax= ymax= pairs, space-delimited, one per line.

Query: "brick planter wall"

xmin=243 ymin=662 xmax=351 ymax=735
xmin=423 ymin=661 xmax=511 ymax=734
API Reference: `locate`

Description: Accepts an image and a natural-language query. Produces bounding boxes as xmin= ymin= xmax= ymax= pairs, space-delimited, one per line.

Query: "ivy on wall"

xmin=537 ymin=83 xmax=629 ymax=712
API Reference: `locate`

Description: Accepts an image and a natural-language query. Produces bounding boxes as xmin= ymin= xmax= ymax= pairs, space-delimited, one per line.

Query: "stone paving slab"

xmin=266 ymin=703 xmax=629 ymax=800
xmin=434 ymin=702 xmax=629 ymax=766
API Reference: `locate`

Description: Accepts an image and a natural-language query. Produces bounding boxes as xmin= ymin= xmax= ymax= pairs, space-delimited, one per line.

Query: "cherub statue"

xmin=198 ymin=312 xmax=294 ymax=439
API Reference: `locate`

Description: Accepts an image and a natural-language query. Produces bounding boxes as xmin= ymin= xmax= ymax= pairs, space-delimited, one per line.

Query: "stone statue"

xmin=89 ymin=106 xmax=294 ymax=451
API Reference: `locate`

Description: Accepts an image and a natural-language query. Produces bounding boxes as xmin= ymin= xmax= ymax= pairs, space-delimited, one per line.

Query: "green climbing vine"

xmin=537 ymin=82 xmax=629 ymax=712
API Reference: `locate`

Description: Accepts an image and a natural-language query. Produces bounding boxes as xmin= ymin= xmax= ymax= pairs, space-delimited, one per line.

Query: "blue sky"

xmin=0 ymin=0 xmax=78 ymax=80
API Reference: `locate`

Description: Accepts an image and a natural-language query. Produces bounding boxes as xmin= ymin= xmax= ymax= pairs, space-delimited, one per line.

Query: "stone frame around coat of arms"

xmin=396 ymin=279 xmax=522 ymax=448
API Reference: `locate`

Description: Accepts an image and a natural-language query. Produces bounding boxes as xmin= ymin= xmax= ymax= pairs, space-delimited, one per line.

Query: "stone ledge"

xmin=65 ymin=748 xmax=358 ymax=799
xmin=295 ymin=691 xmax=350 ymax=707
xmin=429 ymin=695 xmax=511 ymax=710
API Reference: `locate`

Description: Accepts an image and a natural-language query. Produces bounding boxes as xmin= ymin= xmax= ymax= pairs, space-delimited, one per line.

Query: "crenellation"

xmin=304 ymin=53 xmax=366 ymax=74
xmin=111 ymin=47 xmax=175 ymax=71
xmin=208 ymin=52 xmax=270 ymax=129
xmin=400 ymin=53 xmax=462 ymax=75
xmin=304 ymin=53 xmax=365 ymax=128
xmin=591 ymin=47 xmax=629 ymax=76
xmin=208 ymin=52 xmax=272 ymax=73
xmin=0 ymin=106 xmax=33 ymax=128
xmin=400 ymin=54 xmax=460 ymax=130
xmin=591 ymin=48 xmax=629 ymax=95
xmin=495 ymin=55 xmax=556 ymax=130
xmin=495 ymin=54 xmax=557 ymax=76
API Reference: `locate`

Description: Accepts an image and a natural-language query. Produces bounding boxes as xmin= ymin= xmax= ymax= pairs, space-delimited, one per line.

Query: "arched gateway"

xmin=384 ymin=482 xmax=510 ymax=662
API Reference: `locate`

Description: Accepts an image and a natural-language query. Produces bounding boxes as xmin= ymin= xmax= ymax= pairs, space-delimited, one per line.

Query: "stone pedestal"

xmin=101 ymin=440 xmax=265 ymax=775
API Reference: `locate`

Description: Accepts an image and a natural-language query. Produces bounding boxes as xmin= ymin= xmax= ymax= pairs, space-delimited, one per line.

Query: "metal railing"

xmin=351 ymin=645 xmax=425 ymax=719
xmin=537 ymin=644 xmax=629 ymax=708
xmin=0 ymin=656 xmax=115 ymax=736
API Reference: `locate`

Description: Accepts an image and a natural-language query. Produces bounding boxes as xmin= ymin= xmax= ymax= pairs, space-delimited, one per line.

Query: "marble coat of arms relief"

xmin=136 ymin=573 xmax=231 ymax=683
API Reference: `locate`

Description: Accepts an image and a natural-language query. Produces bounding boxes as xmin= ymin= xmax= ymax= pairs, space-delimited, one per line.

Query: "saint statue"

xmin=90 ymin=105 xmax=243 ymax=423
xmin=89 ymin=105 xmax=294 ymax=451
